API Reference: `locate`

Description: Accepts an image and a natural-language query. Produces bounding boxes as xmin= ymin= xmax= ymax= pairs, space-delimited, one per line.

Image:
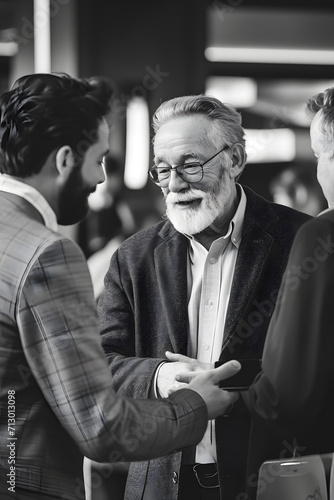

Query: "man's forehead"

xmin=154 ymin=115 xmax=211 ymax=150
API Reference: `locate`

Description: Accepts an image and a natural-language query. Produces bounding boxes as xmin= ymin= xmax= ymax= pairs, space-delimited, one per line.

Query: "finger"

xmin=175 ymin=370 xmax=200 ymax=384
xmin=175 ymin=360 xmax=241 ymax=384
xmin=168 ymin=383 xmax=188 ymax=395
xmin=209 ymin=360 xmax=241 ymax=385
xmin=165 ymin=351 xmax=195 ymax=364
xmin=223 ymin=389 xmax=240 ymax=405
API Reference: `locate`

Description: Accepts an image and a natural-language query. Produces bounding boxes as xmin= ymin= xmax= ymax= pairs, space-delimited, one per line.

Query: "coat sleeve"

xmin=18 ymin=237 xmax=207 ymax=463
xmin=242 ymin=217 xmax=334 ymax=438
xmin=98 ymin=248 xmax=166 ymax=399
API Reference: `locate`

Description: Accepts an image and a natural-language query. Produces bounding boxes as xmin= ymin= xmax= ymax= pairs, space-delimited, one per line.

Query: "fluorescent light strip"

xmin=205 ymin=47 xmax=334 ymax=65
xmin=124 ymin=97 xmax=150 ymax=190
xmin=245 ymin=128 xmax=296 ymax=163
xmin=0 ymin=42 xmax=18 ymax=57
xmin=34 ymin=0 xmax=51 ymax=73
xmin=205 ymin=76 xmax=257 ymax=108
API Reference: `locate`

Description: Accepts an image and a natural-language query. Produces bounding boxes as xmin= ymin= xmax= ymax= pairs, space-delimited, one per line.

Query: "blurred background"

xmin=0 ymin=0 xmax=333 ymax=253
xmin=1 ymin=1 xmax=333 ymax=497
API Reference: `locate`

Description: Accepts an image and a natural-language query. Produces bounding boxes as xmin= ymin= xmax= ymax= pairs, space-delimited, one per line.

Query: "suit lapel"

xmin=222 ymin=220 xmax=275 ymax=348
xmin=222 ymin=187 xmax=280 ymax=350
xmin=153 ymin=189 xmax=280 ymax=356
xmin=154 ymin=227 xmax=189 ymax=354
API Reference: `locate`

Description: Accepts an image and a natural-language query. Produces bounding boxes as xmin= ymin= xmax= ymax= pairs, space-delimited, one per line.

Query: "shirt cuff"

xmin=153 ymin=361 xmax=167 ymax=398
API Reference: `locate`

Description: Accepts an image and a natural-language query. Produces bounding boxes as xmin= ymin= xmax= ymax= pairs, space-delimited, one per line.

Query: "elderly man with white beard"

xmin=98 ymin=95 xmax=310 ymax=500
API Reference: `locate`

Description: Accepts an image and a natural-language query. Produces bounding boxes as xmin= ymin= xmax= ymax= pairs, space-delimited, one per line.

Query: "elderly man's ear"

xmin=230 ymin=143 xmax=246 ymax=179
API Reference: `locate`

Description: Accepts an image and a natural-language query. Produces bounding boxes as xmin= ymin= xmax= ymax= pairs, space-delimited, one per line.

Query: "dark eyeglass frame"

xmin=148 ymin=144 xmax=230 ymax=187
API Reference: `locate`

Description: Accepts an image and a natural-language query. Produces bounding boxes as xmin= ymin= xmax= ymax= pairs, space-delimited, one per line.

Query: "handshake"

xmin=158 ymin=352 xmax=244 ymax=419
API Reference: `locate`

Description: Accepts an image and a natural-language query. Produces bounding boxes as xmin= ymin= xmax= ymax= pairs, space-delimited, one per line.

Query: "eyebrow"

xmin=154 ymin=152 xmax=199 ymax=164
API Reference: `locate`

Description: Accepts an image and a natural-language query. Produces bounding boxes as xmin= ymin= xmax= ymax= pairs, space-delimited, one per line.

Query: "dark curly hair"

xmin=306 ymin=87 xmax=334 ymax=141
xmin=0 ymin=73 xmax=113 ymax=177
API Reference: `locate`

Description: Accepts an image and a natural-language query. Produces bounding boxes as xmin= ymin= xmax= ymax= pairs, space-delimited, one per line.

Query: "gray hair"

xmin=152 ymin=95 xmax=246 ymax=158
xmin=306 ymin=87 xmax=334 ymax=142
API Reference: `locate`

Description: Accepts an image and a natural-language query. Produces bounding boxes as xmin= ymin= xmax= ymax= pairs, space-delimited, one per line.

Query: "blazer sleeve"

xmin=242 ymin=217 xmax=334 ymax=438
xmin=17 ymin=237 xmax=207 ymax=462
xmin=98 ymin=248 xmax=165 ymax=399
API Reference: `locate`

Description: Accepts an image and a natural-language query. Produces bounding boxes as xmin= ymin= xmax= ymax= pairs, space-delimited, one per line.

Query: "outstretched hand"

xmin=175 ymin=360 xmax=241 ymax=420
xmin=157 ymin=351 xmax=213 ymax=398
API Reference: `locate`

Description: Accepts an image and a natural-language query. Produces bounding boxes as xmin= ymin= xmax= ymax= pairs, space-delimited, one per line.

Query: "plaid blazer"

xmin=0 ymin=191 xmax=208 ymax=499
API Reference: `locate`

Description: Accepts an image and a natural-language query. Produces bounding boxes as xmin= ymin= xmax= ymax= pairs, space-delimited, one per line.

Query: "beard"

xmin=58 ymin=165 xmax=95 ymax=225
xmin=165 ymin=172 xmax=230 ymax=235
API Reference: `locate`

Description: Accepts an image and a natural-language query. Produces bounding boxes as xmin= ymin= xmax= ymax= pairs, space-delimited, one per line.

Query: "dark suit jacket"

xmin=0 ymin=191 xmax=210 ymax=499
xmin=243 ymin=209 xmax=334 ymax=500
xmin=99 ymin=186 xmax=310 ymax=500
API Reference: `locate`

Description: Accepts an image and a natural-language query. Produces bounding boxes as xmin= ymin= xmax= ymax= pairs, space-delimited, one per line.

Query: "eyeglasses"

xmin=148 ymin=145 xmax=230 ymax=187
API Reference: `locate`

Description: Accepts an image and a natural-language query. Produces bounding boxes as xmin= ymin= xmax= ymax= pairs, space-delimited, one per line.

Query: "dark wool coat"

xmin=243 ymin=209 xmax=334 ymax=499
xmin=99 ymin=186 xmax=311 ymax=500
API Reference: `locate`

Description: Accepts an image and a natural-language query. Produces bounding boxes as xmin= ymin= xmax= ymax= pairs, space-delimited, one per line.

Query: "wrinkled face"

xmin=310 ymin=111 xmax=334 ymax=207
xmin=58 ymin=119 xmax=109 ymax=225
xmin=153 ymin=115 xmax=236 ymax=235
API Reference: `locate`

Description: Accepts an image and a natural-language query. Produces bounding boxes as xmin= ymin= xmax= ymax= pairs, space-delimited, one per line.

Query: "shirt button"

xmin=172 ymin=471 xmax=178 ymax=484
xmin=210 ymin=257 xmax=217 ymax=264
xmin=208 ymin=299 xmax=214 ymax=307
xmin=204 ymin=345 xmax=210 ymax=350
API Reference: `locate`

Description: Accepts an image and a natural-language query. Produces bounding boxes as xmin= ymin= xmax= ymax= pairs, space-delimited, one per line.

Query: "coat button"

xmin=172 ymin=471 xmax=178 ymax=484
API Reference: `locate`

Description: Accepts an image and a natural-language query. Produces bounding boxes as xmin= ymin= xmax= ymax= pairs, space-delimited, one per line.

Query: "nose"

xmin=97 ymin=164 xmax=106 ymax=185
xmin=167 ymin=169 xmax=189 ymax=192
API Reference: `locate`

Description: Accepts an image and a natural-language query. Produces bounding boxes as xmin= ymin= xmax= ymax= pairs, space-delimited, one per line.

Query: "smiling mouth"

xmin=175 ymin=198 xmax=202 ymax=208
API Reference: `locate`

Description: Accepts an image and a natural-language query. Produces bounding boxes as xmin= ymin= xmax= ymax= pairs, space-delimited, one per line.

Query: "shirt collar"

xmin=229 ymin=183 xmax=246 ymax=249
xmin=0 ymin=174 xmax=58 ymax=232
xmin=318 ymin=206 xmax=334 ymax=217
xmin=184 ymin=183 xmax=247 ymax=250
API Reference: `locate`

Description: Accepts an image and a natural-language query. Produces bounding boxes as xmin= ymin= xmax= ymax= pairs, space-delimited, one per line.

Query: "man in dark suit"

xmin=0 ymin=74 xmax=241 ymax=500
xmin=242 ymin=89 xmax=334 ymax=499
xmin=99 ymin=95 xmax=310 ymax=500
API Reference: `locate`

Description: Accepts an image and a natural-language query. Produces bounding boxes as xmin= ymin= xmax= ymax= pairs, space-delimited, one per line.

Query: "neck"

xmin=14 ymin=170 xmax=59 ymax=218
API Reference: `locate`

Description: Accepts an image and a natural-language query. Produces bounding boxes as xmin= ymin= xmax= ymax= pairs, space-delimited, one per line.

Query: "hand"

xmin=175 ymin=360 xmax=241 ymax=420
xmin=157 ymin=351 xmax=213 ymax=398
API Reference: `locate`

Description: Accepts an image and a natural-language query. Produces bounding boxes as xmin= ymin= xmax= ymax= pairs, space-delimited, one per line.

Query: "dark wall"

xmin=78 ymin=0 xmax=207 ymax=115
xmin=77 ymin=0 xmax=209 ymax=229
xmin=75 ymin=0 xmax=331 ymax=231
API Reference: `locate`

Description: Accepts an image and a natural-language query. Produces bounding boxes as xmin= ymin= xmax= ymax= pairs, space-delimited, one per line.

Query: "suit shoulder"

xmin=244 ymin=186 xmax=311 ymax=234
xmin=267 ymin=204 xmax=311 ymax=245
xmin=118 ymin=220 xmax=173 ymax=248
xmin=269 ymin=202 xmax=311 ymax=225
xmin=295 ymin=212 xmax=334 ymax=239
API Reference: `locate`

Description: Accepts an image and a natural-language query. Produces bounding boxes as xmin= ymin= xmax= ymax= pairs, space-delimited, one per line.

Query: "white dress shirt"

xmin=186 ymin=184 xmax=247 ymax=463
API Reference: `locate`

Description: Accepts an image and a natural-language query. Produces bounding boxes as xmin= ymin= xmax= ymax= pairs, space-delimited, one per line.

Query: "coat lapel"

xmin=154 ymin=225 xmax=189 ymax=354
xmin=222 ymin=220 xmax=275 ymax=348
xmin=222 ymin=187 xmax=279 ymax=350
xmin=153 ymin=189 xmax=281 ymax=357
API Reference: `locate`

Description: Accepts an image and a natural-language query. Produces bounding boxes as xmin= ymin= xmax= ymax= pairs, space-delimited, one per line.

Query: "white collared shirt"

xmin=186 ymin=184 xmax=247 ymax=463
xmin=0 ymin=174 xmax=58 ymax=232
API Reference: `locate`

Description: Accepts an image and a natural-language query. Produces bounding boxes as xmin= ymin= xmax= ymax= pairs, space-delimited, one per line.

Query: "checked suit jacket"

xmin=0 ymin=190 xmax=211 ymax=500
xmin=99 ymin=186 xmax=311 ymax=500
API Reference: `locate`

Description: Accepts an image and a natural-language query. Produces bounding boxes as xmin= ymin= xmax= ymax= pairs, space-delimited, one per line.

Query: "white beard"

xmin=165 ymin=182 xmax=228 ymax=235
